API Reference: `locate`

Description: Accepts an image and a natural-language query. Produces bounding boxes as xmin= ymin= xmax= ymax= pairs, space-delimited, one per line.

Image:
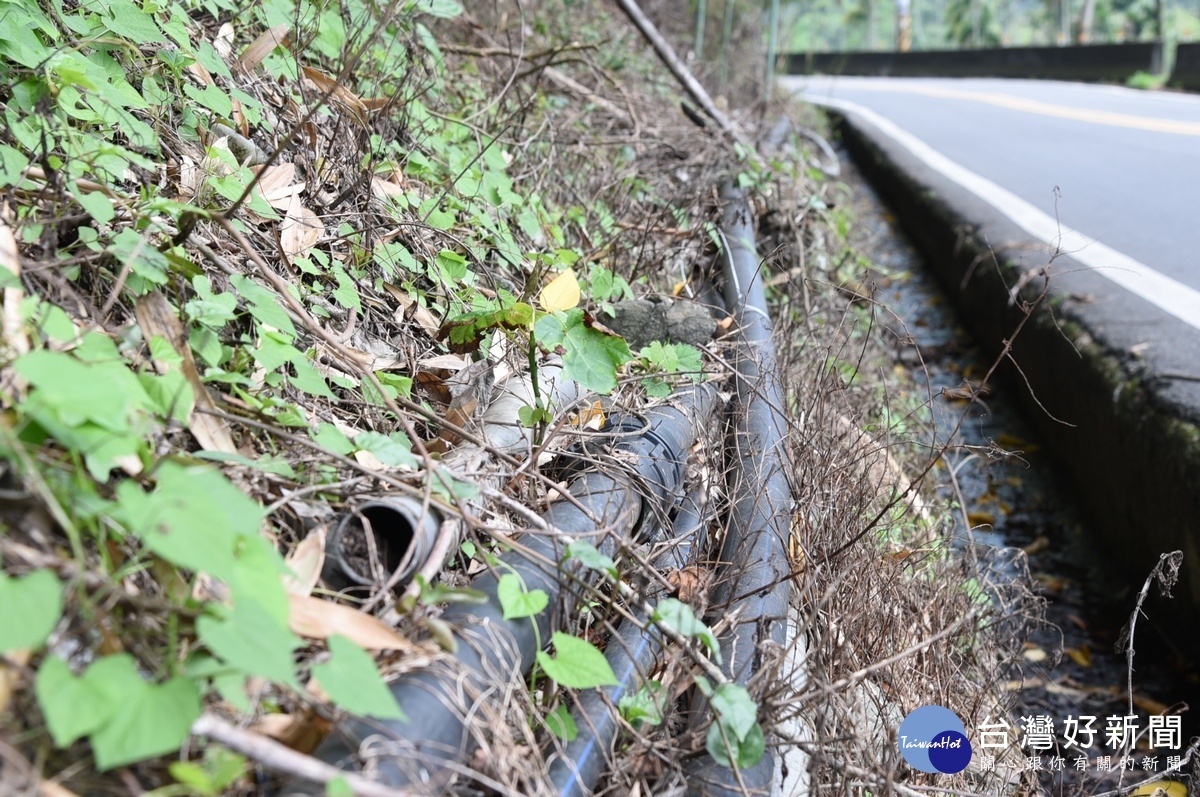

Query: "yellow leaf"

xmin=1130 ymin=781 xmax=1187 ymax=797
xmin=288 ymin=594 xmax=413 ymax=650
xmin=1065 ymin=645 xmax=1092 ymax=668
xmin=538 ymin=268 xmax=580 ymax=312
xmin=570 ymin=400 xmax=605 ymax=431
xmin=1022 ymin=646 xmax=1047 ymax=663
xmin=967 ymin=511 xmax=995 ymax=528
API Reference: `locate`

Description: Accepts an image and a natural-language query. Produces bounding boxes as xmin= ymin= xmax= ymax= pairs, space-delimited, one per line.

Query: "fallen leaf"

xmin=1022 ymin=536 xmax=1050 ymax=555
xmin=279 ymin=193 xmax=322 ymax=264
xmin=253 ymin=163 xmax=302 ymax=210
xmin=0 ymin=648 xmax=30 ymax=713
xmin=997 ymin=433 xmax=1040 ymax=453
xmin=570 ymin=400 xmax=605 ymax=431
xmin=135 ymin=292 xmax=238 ymax=454
xmin=300 ymin=66 xmax=367 ymax=125
xmin=0 ymin=205 xmax=28 ymax=370
xmin=1065 ymin=646 xmax=1092 ymax=668
xmin=238 ymin=25 xmax=289 ymax=72
xmin=38 ymin=781 xmax=80 ymax=797
xmin=288 ymin=594 xmax=413 ymax=651
xmin=1133 ymin=693 xmax=1172 ymax=716
xmin=283 ymin=530 xmax=325 ymax=596
xmin=250 ymin=710 xmax=330 ymax=754
xmin=213 ymin=23 xmax=235 ymax=61
xmin=419 ymin=353 xmax=470 ymax=371
xmin=1130 ymin=781 xmax=1187 ymax=797
xmin=1022 ymin=646 xmax=1047 ymax=663
xmin=967 ymin=511 xmax=995 ymax=528
xmin=382 ymin=283 xmax=441 ymax=337
xmin=539 ymin=268 xmax=581 ymax=312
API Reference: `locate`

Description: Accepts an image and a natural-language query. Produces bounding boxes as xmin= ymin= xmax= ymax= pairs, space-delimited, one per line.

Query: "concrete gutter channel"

xmin=822 ymin=106 xmax=1200 ymax=642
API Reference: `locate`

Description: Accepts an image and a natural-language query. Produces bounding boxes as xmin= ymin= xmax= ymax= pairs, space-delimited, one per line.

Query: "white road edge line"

xmin=804 ymin=93 xmax=1200 ymax=332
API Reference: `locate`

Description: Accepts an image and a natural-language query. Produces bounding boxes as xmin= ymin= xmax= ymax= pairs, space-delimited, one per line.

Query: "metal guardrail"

xmin=1173 ymin=42 xmax=1200 ymax=90
xmin=785 ymin=41 xmax=1163 ymax=83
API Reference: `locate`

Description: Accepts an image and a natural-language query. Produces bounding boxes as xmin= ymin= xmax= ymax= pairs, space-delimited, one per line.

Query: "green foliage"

xmin=36 ymin=654 xmax=202 ymax=771
xmin=534 ymin=309 xmax=633 ymax=394
xmin=311 ymin=635 xmax=406 ymax=720
xmin=618 ymin=681 xmax=666 ymax=727
xmin=652 ymin=598 xmax=721 ymax=663
xmin=167 ymin=748 xmax=248 ymax=796
xmin=496 ymin=573 xmax=550 ymax=620
xmin=544 ymin=704 xmax=579 ymax=741
xmin=536 ymin=632 xmax=618 ymax=689
xmin=697 ymin=679 xmax=766 ymax=770
xmin=638 ymin=341 xmax=704 ymax=398
xmin=0 ymin=569 xmax=62 ymax=653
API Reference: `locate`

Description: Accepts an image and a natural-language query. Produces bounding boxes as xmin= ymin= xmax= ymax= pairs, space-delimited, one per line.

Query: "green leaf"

xmin=710 ymin=684 xmax=759 ymax=742
xmin=197 ymin=599 xmax=300 ymax=687
xmin=230 ymin=276 xmax=296 ymax=336
xmin=71 ymin=185 xmax=114 ymax=224
xmin=496 ymin=573 xmax=548 ymax=620
xmin=536 ymin=632 xmax=617 ymax=689
xmin=313 ymin=423 xmax=355 ymax=456
xmin=311 ymin=635 xmax=405 ymax=720
xmin=564 ymin=540 xmax=617 ymax=578
xmin=545 ymin=704 xmax=578 ymax=741
xmin=639 ymin=342 xmax=703 ymax=377
xmin=651 ymin=598 xmax=721 ymax=664
xmin=102 ymin=0 xmax=165 ymax=42
xmin=705 ymin=718 xmax=766 ymax=769
xmin=355 ymin=432 xmax=416 ymax=468
xmin=88 ymin=664 xmax=201 ymax=770
xmin=0 ymin=569 xmax=62 ymax=653
xmin=36 ymin=656 xmax=112 ymax=747
xmin=618 ymin=681 xmax=665 ymax=727
xmin=116 ymin=462 xmax=265 ymax=579
xmin=326 ymin=776 xmax=354 ymax=797
xmin=414 ymin=0 xmax=464 ymax=18
xmin=534 ymin=309 xmax=632 ymax=394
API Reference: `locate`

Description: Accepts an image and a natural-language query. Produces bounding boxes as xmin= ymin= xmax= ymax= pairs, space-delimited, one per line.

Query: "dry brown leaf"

xmin=1022 ymin=535 xmax=1051 ymax=555
xmin=300 ymin=66 xmax=367 ymax=125
xmin=279 ymin=193 xmax=322 ymax=265
xmin=570 ymin=400 xmax=606 ymax=431
xmin=419 ymin=353 xmax=470 ymax=371
xmin=0 ymin=648 xmax=30 ymax=714
xmin=1 ymin=205 xmax=28 ymax=364
xmin=371 ymin=175 xmax=406 ymax=200
xmin=283 ymin=530 xmax=325 ymax=596
xmin=1133 ymin=693 xmax=1172 ymax=716
xmin=966 ymin=510 xmax=995 ymax=528
xmin=1064 ymin=645 xmax=1092 ymax=668
xmin=288 ymin=593 xmax=414 ymax=650
xmin=382 ymin=282 xmax=441 ymax=336
xmin=135 ymin=292 xmax=238 ymax=454
xmin=253 ymin=163 xmax=303 ymax=210
xmin=186 ymin=60 xmax=214 ymax=87
xmin=238 ymin=25 xmax=289 ymax=72
xmin=39 ymin=781 xmax=80 ymax=797
xmin=213 ymin=22 xmax=235 ymax=60
xmin=250 ymin=711 xmax=331 ymax=754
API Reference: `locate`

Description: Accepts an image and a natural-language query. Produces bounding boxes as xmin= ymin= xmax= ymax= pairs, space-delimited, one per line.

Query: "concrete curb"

xmin=826 ymin=107 xmax=1200 ymax=638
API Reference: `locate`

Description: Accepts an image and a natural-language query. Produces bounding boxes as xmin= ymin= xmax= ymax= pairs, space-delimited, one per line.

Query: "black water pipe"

xmin=280 ymin=385 xmax=719 ymax=795
xmin=546 ymin=490 xmax=708 ymax=797
xmin=683 ymin=183 xmax=796 ymax=797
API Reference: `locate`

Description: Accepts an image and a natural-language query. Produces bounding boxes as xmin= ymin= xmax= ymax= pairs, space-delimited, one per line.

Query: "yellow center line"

xmin=853 ymin=82 xmax=1200 ymax=137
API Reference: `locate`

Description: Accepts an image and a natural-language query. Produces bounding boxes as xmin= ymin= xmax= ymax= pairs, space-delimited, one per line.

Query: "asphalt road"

xmin=782 ymin=75 xmax=1200 ymax=414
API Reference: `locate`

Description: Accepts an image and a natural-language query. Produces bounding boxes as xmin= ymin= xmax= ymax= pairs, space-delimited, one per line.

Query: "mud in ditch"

xmin=838 ymin=153 xmax=1200 ymax=794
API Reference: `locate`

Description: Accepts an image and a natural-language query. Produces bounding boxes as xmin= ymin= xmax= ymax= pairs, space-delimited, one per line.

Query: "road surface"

xmin=783 ymin=75 xmax=1200 ymax=415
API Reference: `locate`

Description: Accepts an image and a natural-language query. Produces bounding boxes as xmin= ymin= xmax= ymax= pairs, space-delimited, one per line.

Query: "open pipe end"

xmin=323 ymin=499 xmax=440 ymax=592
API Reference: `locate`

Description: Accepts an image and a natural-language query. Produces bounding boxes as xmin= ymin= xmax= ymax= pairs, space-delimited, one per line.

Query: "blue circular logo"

xmin=898 ymin=705 xmax=972 ymax=774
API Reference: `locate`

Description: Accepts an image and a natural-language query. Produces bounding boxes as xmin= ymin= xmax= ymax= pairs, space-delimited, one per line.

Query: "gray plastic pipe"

xmin=547 ymin=490 xmax=708 ymax=797
xmin=683 ymin=184 xmax=797 ymax=797
xmin=281 ymin=384 xmax=719 ymax=795
xmin=321 ymin=362 xmax=582 ymax=593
